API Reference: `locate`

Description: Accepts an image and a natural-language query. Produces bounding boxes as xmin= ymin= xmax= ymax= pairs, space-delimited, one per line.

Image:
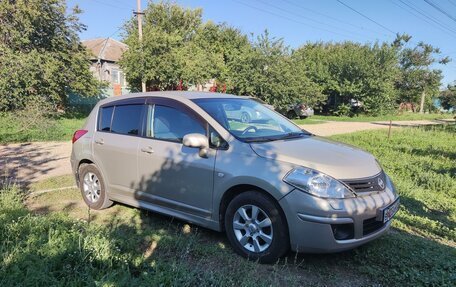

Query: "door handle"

xmin=141 ymin=146 xmax=154 ymax=154
xmin=95 ymin=139 xmax=104 ymax=145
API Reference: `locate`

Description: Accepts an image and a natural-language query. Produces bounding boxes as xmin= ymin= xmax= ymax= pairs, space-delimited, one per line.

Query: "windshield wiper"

xmin=277 ymin=132 xmax=308 ymax=140
xmin=243 ymin=137 xmax=278 ymax=143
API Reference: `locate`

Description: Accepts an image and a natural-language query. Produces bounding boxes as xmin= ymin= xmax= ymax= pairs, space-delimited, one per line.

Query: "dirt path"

xmin=0 ymin=119 xmax=450 ymax=185
xmin=0 ymin=141 xmax=72 ymax=186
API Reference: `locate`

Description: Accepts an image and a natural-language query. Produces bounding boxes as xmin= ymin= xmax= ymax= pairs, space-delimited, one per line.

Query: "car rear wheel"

xmin=79 ymin=164 xmax=113 ymax=210
xmin=286 ymin=110 xmax=296 ymax=119
xmin=225 ymin=191 xmax=289 ymax=263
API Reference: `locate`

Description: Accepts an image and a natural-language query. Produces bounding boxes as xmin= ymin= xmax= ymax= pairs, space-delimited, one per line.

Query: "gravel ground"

xmin=0 ymin=119 xmax=448 ymax=185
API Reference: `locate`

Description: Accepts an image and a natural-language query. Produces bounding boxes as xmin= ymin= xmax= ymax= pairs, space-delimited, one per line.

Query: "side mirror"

xmin=182 ymin=133 xmax=209 ymax=158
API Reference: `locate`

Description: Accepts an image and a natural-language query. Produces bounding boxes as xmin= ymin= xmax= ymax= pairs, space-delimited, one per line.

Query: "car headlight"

xmin=283 ymin=167 xmax=355 ymax=199
xmin=385 ymin=173 xmax=397 ymax=195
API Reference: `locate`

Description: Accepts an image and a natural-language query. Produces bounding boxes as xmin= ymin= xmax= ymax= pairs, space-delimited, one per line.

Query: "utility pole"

xmin=135 ymin=0 xmax=146 ymax=92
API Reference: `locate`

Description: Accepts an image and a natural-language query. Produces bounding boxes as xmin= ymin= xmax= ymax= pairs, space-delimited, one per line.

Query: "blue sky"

xmin=68 ymin=0 xmax=456 ymax=86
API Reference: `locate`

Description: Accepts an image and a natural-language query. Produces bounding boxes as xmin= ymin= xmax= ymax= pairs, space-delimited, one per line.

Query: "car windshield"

xmin=193 ymin=98 xmax=308 ymax=142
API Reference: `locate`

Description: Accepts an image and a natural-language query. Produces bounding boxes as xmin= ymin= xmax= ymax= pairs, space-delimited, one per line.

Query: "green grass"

xmin=0 ymin=114 xmax=86 ymax=144
xmin=312 ymin=113 xmax=454 ymax=122
xmin=1 ymin=126 xmax=455 ymax=286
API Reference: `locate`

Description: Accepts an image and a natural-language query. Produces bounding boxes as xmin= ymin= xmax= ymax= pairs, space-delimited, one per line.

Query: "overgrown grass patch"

xmin=0 ymin=113 xmax=86 ymax=144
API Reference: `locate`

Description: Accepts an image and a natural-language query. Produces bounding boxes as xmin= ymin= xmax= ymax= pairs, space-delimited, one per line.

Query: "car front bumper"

xmin=279 ymin=186 xmax=399 ymax=253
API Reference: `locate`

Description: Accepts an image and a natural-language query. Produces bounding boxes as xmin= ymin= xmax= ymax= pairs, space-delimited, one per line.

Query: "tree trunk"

xmin=419 ymin=90 xmax=425 ymax=114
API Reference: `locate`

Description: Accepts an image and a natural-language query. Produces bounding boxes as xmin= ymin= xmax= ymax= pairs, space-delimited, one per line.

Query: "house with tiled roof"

xmin=82 ymin=38 xmax=129 ymax=96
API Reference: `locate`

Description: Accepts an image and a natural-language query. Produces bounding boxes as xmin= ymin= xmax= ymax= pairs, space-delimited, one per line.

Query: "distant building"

xmin=82 ymin=38 xmax=129 ymax=96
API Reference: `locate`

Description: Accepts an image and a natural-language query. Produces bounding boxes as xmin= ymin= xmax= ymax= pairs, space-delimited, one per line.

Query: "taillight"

xmin=72 ymin=130 xmax=88 ymax=144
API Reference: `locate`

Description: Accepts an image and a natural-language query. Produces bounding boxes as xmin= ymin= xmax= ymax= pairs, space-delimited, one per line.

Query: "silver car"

xmin=286 ymin=103 xmax=314 ymax=119
xmin=71 ymin=92 xmax=399 ymax=263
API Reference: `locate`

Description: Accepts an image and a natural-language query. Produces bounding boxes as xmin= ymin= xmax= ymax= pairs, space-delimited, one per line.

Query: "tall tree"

xmin=120 ymin=1 xmax=220 ymax=91
xmin=0 ymin=0 xmax=100 ymax=111
xmin=394 ymin=34 xmax=450 ymax=113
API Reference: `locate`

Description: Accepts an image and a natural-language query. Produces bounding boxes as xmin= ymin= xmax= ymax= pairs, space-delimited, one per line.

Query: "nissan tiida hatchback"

xmin=71 ymin=92 xmax=400 ymax=263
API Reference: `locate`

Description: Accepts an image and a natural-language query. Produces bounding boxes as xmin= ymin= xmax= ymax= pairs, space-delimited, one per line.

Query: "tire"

xmin=78 ymin=163 xmax=113 ymax=210
xmin=299 ymin=115 xmax=308 ymax=119
xmin=225 ymin=191 xmax=289 ymax=263
xmin=240 ymin=112 xmax=251 ymax=123
xmin=286 ymin=110 xmax=296 ymax=119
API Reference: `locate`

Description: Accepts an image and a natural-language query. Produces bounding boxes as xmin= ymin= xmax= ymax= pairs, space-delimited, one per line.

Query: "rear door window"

xmin=111 ymin=104 xmax=144 ymax=136
xmin=98 ymin=106 xmax=114 ymax=132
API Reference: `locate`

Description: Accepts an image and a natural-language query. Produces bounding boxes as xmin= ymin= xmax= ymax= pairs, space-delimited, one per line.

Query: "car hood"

xmin=250 ymin=136 xmax=381 ymax=180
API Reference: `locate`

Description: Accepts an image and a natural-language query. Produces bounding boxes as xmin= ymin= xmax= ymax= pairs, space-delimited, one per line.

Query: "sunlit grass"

xmin=0 ymin=113 xmax=86 ymax=144
xmin=313 ymin=113 xmax=453 ymax=122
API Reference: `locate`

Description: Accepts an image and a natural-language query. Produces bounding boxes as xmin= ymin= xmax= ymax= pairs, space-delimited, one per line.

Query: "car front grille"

xmin=342 ymin=171 xmax=386 ymax=193
xmin=363 ymin=217 xmax=385 ymax=236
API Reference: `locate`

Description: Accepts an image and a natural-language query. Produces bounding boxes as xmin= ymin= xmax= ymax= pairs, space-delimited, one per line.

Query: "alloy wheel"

xmin=232 ymin=204 xmax=273 ymax=253
xmin=83 ymin=172 xmax=101 ymax=203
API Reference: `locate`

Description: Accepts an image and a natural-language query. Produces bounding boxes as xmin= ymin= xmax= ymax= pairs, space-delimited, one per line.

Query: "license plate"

xmin=383 ymin=198 xmax=400 ymax=223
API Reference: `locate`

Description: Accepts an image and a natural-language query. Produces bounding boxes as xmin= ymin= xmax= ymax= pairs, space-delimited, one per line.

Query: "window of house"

xmin=119 ymin=71 xmax=125 ymax=87
xmin=111 ymin=69 xmax=120 ymax=84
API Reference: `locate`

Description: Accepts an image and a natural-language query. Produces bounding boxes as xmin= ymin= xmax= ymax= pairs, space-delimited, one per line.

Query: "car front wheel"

xmin=225 ymin=191 xmax=289 ymax=263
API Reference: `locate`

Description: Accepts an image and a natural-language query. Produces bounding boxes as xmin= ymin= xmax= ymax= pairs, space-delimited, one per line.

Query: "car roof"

xmin=97 ymin=91 xmax=248 ymax=106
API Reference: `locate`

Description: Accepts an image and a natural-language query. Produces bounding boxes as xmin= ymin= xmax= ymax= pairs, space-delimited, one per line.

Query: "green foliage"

xmin=0 ymin=112 xmax=85 ymax=144
xmin=439 ymin=83 xmax=456 ymax=111
xmin=226 ymin=31 xmax=314 ymax=110
xmin=120 ymin=1 xmax=219 ymax=90
xmin=293 ymin=42 xmax=399 ymax=115
xmin=394 ymin=34 xmax=447 ymax=112
xmin=0 ymin=0 xmax=101 ymax=111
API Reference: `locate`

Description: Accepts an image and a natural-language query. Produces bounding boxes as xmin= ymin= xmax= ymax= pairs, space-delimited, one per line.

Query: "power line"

xmin=84 ymin=26 xmax=123 ymax=51
xmin=253 ymin=0 xmax=380 ymax=41
xmin=336 ymin=0 xmax=397 ymax=35
xmin=281 ymin=0 xmax=390 ymax=37
xmin=91 ymin=0 xmax=131 ymax=10
xmin=447 ymin=0 xmax=456 ymax=8
xmin=232 ymin=0 xmax=369 ymax=41
xmin=391 ymin=0 xmax=456 ymax=39
xmin=424 ymin=0 xmax=456 ymax=23
xmin=399 ymin=0 xmax=456 ymax=35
